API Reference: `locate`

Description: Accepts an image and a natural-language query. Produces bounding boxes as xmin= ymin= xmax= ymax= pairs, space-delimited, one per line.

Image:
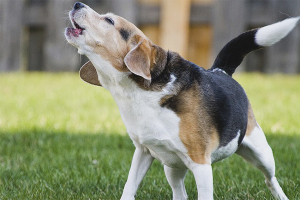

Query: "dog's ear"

xmin=124 ymin=38 xmax=152 ymax=81
xmin=79 ymin=61 xmax=102 ymax=86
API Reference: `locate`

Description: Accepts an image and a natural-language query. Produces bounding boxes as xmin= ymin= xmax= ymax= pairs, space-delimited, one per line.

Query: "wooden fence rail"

xmin=1 ymin=0 xmax=300 ymax=73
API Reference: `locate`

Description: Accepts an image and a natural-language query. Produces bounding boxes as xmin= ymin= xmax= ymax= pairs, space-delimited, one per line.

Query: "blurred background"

xmin=1 ymin=0 xmax=300 ymax=73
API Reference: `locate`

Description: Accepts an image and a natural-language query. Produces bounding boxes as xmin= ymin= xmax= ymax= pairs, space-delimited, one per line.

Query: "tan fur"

xmin=177 ymin=83 xmax=219 ymax=164
xmin=245 ymin=103 xmax=257 ymax=136
xmin=124 ymin=36 xmax=152 ymax=80
xmin=78 ymin=10 xmax=150 ymax=73
xmin=129 ymin=43 xmax=168 ymax=91
xmin=67 ymin=5 xmax=166 ymax=87
xmin=88 ymin=15 xmax=130 ymax=72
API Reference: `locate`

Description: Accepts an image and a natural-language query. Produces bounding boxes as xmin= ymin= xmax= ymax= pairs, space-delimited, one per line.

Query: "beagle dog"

xmin=65 ymin=2 xmax=299 ymax=200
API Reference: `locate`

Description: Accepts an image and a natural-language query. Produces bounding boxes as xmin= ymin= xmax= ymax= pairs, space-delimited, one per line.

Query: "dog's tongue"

xmin=66 ymin=27 xmax=82 ymax=37
xmin=74 ymin=28 xmax=82 ymax=35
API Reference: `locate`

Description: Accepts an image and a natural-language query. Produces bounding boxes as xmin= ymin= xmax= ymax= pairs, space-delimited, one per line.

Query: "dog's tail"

xmin=211 ymin=17 xmax=300 ymax=76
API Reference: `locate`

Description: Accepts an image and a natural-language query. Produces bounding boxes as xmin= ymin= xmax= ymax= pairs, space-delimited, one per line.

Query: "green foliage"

xmin=0 ymin=73 xmax=299 ymax=199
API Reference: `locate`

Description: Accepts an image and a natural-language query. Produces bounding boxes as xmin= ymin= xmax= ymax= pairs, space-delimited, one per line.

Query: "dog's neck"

xmin=128 ymin=50 xmax=195 ymax=92
xmin=86 ymin=53 xmax=129 ymax=87
xmin=87 ymin=47 xmax=198 ymax=98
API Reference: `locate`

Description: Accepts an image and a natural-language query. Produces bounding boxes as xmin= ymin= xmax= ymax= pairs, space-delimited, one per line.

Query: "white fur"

xmin=164 ymin=166 xmax=188 ymax=200
xmin=212 ymin=68 xmax=228 ymax=75
xmin=255 ymin=17 xmax=300 ymax=46
xmin=236 ymin=126 xmax=288 ymax=200
xmin=163 ymin=74 xmax=177 ymax=94
xmin=121 ymin=148 xmax=154 ymax=200
xmin=110 ymin=73 xmax=193 ymax=199
xmin=86 ymin=53 xmax=130 ymax=88
xmin=211 ymin=131 xmax=240 ymax=163
xmin=111 ymin=75 xmax=188 ymax=169
xmin=190 ymin=164 xmax=213 ymax=200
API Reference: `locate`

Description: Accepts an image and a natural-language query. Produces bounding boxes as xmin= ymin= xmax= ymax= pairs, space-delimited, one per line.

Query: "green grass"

xmin=0 ymin=73 xmax=299 ymax=199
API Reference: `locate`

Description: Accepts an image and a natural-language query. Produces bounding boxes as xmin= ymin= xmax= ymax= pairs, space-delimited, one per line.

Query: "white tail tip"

xmin=255 ymin=17 xmax=300 ymax=46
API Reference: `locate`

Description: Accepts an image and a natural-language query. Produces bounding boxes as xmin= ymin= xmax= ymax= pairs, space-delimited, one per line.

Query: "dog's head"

xmin=65 ymin=2 xmax=167 ymax=87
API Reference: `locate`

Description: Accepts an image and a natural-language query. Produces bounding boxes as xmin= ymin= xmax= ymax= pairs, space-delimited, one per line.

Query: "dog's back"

xmin=158 ymin=55 xmax=249 ymax=163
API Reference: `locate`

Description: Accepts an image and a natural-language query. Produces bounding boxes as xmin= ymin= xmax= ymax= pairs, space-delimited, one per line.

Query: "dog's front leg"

xmin=121 ymin=147 xmax=154 ymax=200
xmin=190 ymin=164 xmax=214 ymax=200
xmin=164 ymin=165 xmax=188 ymax=200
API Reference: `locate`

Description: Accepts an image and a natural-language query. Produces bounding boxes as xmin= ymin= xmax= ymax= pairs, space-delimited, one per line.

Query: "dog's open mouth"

xmin=66 ymin=19 xmax=85 ymax=38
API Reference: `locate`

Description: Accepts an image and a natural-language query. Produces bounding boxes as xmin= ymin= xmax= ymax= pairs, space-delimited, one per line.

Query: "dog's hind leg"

xmin=189 ymin=164 xmax=213 ymax=200
xmin=235 ymin=125 xmax=288 ymax=200
xmin=164 ymin=165 xmax=188 ymax=200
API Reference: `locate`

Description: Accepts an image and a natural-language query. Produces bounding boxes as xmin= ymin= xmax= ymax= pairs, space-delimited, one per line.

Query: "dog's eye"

xmin=105 ymin=17 xmax=114 ymax=25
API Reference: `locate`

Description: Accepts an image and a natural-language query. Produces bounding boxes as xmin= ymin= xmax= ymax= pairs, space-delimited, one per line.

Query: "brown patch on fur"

xmin=129 ymin=43 xmax=169 ymax=90
xmin=79 ymin=61 xmax=102 ymax=86
xmin=124 ymin=37 xmax=152 ymax=80
xmin=175 ymin=83 xmax=219 ymax=164
xmin=245 ymin=103 xmax=257 ymax=136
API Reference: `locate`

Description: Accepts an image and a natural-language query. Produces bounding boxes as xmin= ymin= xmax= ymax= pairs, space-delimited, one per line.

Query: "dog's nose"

xmin=74 ymin=2 xmax=84 ymax=10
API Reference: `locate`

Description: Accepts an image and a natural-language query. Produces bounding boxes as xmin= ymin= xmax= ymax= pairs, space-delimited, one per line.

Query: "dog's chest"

xmin=111 ymin=85 xmax=188 ymax=168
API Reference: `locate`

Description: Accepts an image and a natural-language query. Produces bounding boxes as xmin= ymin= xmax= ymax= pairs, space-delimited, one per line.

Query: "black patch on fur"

xmin=199 ymin=70 xmax=248 ymax=146
xmin=157 ymin=52 xmax=248 ymax=147
xmin=120 ymin=29 xmax=130 ymax=41
xmin=157 ymin=53 xmax=203 ymax=113
xmin=211 ymin=29 xmax=262 ymax=76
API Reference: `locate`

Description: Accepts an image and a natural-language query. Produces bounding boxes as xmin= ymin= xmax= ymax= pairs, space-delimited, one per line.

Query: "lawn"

xmin=0 ymin=73 xmax=299 ymax=199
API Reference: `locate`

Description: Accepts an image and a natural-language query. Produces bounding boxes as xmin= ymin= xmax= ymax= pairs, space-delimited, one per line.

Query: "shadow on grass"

xmin=0 ymin=130 xmax=299 ymax=199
